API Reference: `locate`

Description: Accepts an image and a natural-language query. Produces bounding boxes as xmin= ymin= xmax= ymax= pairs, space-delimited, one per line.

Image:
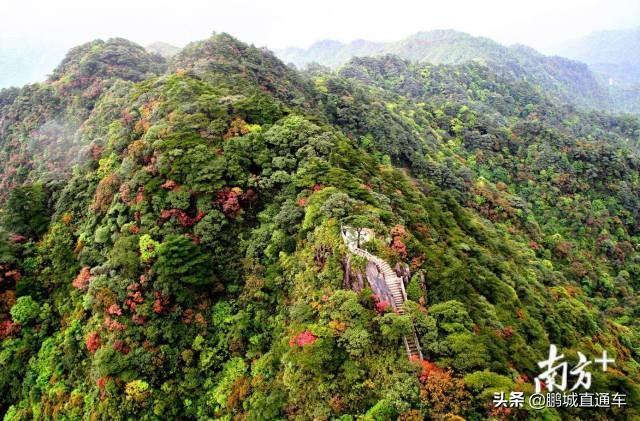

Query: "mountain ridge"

xmin=277 ymin=29 xmax=637 ymax=113
xmin=0 ymin=32 xmax=639 ymax=419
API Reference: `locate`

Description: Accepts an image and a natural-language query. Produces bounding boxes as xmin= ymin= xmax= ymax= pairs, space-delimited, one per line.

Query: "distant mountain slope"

xmin=278 ymin=39 xmax=385 ymax=68
xmin=146 ymin=41 xmax=181 ymax=58
xmin=554 ymin=27 xmax=640 ymax=68
xmin=553 ymin=27 xmax=640 ymax=86
xmin=278 ymin=30 xmax=575 ymax=69
xmin=278 ymin=30 xmax=614 ymax=111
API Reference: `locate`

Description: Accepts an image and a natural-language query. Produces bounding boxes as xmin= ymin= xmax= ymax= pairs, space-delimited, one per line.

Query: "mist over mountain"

xmin=552 ymin=27 xmax=640 ymax=83
xmin=550 ymin=27 xmax=640 ymax=114
xmin=146 ymin=42 xmax=181 ymax=58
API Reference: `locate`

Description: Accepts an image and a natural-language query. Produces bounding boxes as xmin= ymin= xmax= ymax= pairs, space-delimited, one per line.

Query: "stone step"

xmin=346 ymin=243 xmax=423 ymax=361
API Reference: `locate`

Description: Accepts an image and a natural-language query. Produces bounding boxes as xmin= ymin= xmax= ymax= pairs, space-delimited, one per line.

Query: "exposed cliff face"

xmin=0 ymin=33 xmax=639 ymax=420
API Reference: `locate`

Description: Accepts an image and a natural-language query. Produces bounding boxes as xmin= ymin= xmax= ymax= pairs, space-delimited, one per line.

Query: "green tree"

xmin=10 ymin=296 xmax=40 ymax=325
xmin=154 ymin=235 xmax=212 ymax=287
xmin=2 ymin=184 xmax=49 ymax=239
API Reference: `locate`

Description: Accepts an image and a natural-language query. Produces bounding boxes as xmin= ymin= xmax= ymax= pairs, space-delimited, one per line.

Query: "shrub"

xmin=139 ymin=234 xmax=160 ymax=263
xmin=289 ymin=330 xmax=317 ymax=347
xmin=86 ymin=331 xmax=101 ymax=353
xmin=10 ymin=296 xmax=40 ymax=325
xmin=125 ymin=380 xmax=150 ymax=402
xmin=91 ymin=173 xmax=120 ymax=214
xmin=2 ymin=184 xmax=49 ymax=239
xmin=379 ymin=313 xmax=413 ymax=342
xmin=72 ymin=267 xmax=92 ymax=290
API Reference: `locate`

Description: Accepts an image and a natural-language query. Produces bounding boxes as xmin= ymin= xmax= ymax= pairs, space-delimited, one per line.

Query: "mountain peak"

xmin=50 ymin=38 xmax=166 ymax=84
xmin=169 ymin=33 xmax=314 ymax=106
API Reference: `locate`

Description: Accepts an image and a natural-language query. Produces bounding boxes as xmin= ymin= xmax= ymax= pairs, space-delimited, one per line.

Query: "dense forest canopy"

xmin=0 ymin=33 xmax=639 ymax=420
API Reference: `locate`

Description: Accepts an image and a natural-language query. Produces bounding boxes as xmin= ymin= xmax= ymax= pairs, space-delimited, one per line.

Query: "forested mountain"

xmin=0 ymin=38 xmax=166 ymax=198
xmin=1 ymin=32 xmax=640 ymax=420
xmin=279 ymin=30 xmax=556 ymax=67
xmin=278 ymin=30 xmax=639 ymax=113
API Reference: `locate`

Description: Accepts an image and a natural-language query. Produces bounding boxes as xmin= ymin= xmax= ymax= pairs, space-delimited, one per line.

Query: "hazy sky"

xmin=2 ymin=0 xmax=639 ymax=51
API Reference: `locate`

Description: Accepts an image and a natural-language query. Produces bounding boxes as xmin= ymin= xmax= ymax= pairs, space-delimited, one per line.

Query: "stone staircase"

xmin=342 ymin=229 xmax=423 ymax=360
